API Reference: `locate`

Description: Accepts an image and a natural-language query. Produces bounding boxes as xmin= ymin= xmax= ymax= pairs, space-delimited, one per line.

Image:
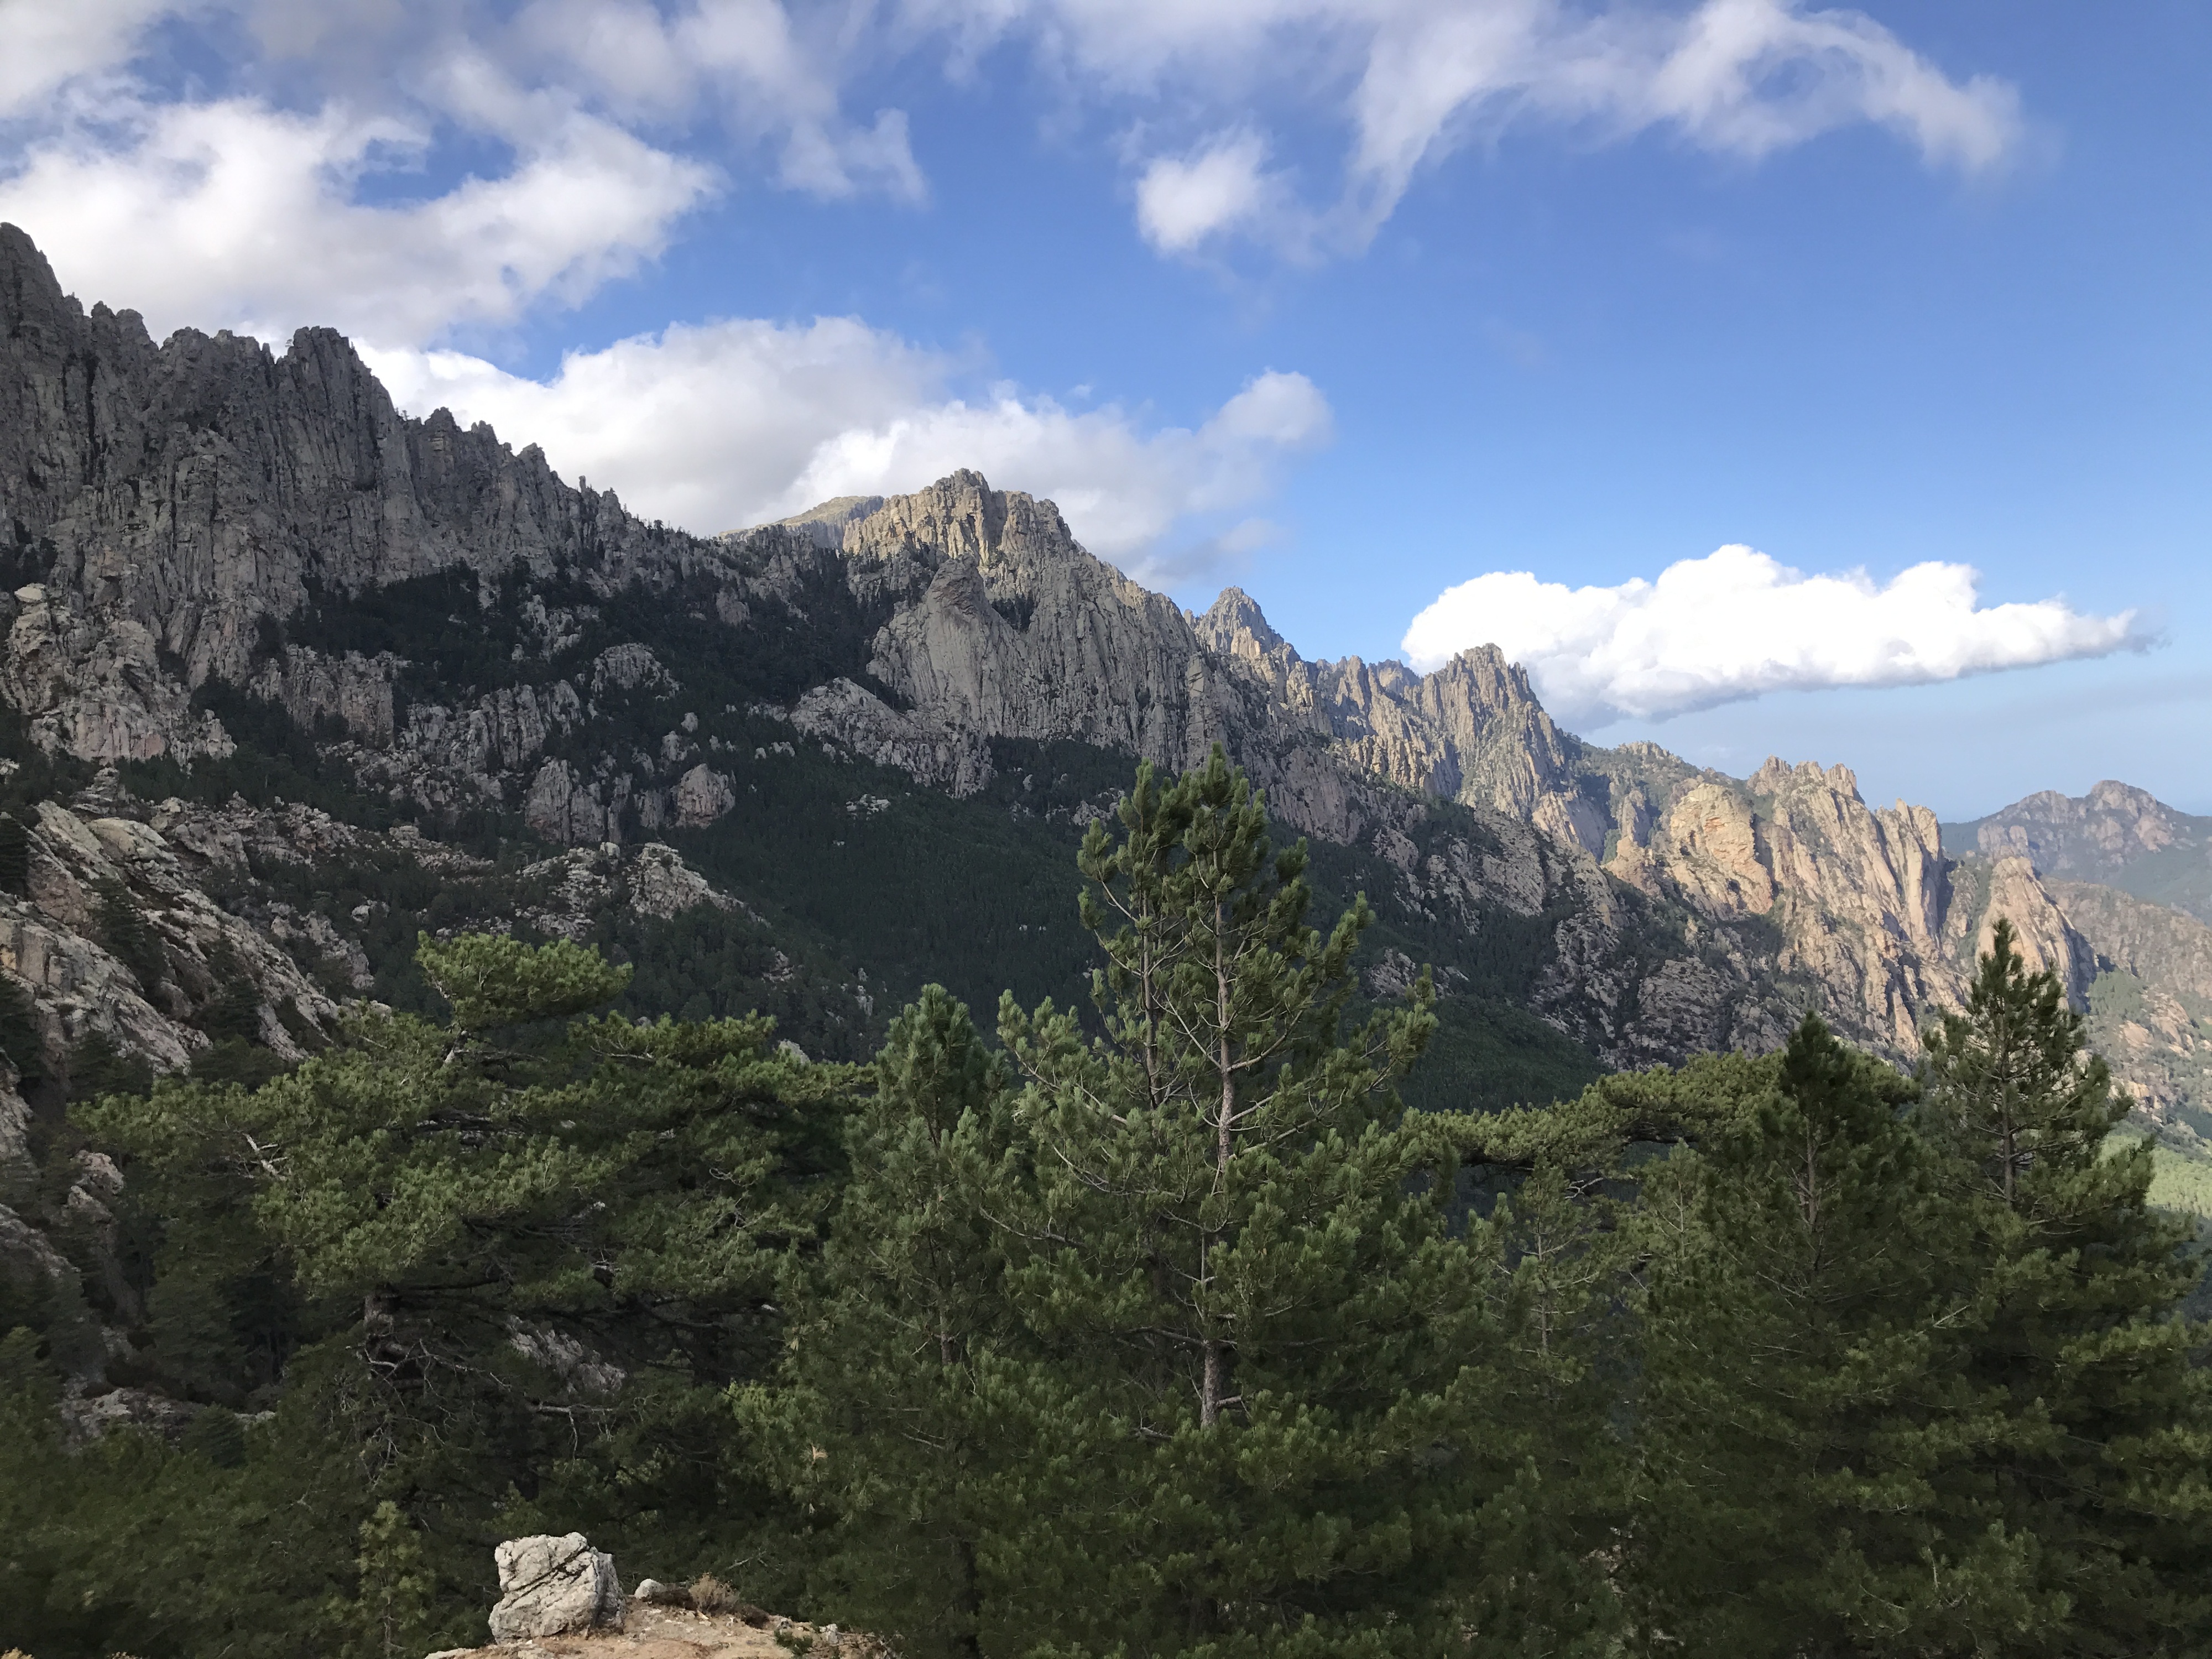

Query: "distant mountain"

xmin=0 ymin=213 xmax=2207 ymax=1218
xmin=1944 ymin=782 xmax=2212 ymax=926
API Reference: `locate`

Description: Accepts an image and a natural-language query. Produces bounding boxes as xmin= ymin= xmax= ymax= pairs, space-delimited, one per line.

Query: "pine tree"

xmin=973 ymin=748 xmax=1514 ymax=1657
xmin=349 ymin=1500 xmax=439 ymax=1659
xmin=1629 ymin=1014 xmax=2052 ymax=1655
xmin=1918 ymin=919 xmax=2212 ymax=1653
xmin=76 ymin=930 xmax=854 ymax=1635
xmin=743 ymin=984 xmax=1026 ymax=1657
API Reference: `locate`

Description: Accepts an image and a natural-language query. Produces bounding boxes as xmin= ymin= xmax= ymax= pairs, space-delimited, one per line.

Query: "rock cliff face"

xmin=0 ymin=220 xmax=687 ymax=759
xmin=0 ymin=221 xmax=2186 ymax=1089
xmin=1947 ymin=780 xmax=2212 ymax=926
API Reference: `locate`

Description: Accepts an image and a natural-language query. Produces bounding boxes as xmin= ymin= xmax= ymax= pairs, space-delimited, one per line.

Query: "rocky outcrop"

xmin=488 ymin=1534 xmax=625 ymax=1641
xmin=0 ymin=797 xmax=343 ymax=1077
xmin=1961 ymin=780 xmax=2205 ymax=877
xmin=789 ymin=680 xmax=992 ymax=796
xmin=1950 ymin=780 xmax=2212 ymax=926
xmin=432 ymin=1582 xmax=872 ymax=1659
xmin=248 ymin=645 xmax=399 ymax=744
xmin=0 ymin=225 xmax=687 ymax=698
xmin=1968 ymin=856 xmax=2095 ymax=1006
xmin=531 ymin=761 xmax=637 ymax=849
xmin=2049 ymin=879 xmax=2212 ymax=1003
xmin=674 ymin=763 xmax=738 ymax=827
xmin=0 ymin=222 xmax=2194 ymax=1089
xmin=1 ymin=585 xmax=235 ymax=763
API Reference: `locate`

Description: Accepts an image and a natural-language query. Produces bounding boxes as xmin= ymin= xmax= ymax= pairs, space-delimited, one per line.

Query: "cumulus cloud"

xmin=1400 ymin=546 xmax=2142 ymax=727
xmin=0 ymin=0 xmax=924 ymax=350
xmin=368 ymin=330 xmax=1331 ymax=578
xmin=1 ymin=0 xmax=2018 ymax=312
xmin=0 ymin=95 xmax=715 ymax=345
xmin=921 ymin=0 xmax=2024 ymax=259
xmin=1135 ymin=131 xmax=1297 ymax=256
xmin=0 ymin=0 xmax=181 ymax=117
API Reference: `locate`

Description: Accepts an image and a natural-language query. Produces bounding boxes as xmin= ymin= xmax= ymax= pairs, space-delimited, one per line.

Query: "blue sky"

xmin=1 ymin=0 xmax=2205 ymax=817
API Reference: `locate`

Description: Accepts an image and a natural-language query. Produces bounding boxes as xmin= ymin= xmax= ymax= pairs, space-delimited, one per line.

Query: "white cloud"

xmin=917 ymin=0 xmax=2024 ymax=259
xmin=1400 ymin=545 xmax=2142 ymax=727
xmin=0 ymin=0 xmax=2018 ymax=324
xmin=368 ymin=328 xmax=1332 ymax=579
xmin=0 ymin=0 xmax=182 ymax=117
xmin=0 ymin=0 xmax=923 ymax=353
xmin=0 ymin=94 xmax=716 ymax=345
xmin=504 ymin=0 xmax=927 ymax=200
xmin=1135 ymin=130 xmax=1292 ymax=255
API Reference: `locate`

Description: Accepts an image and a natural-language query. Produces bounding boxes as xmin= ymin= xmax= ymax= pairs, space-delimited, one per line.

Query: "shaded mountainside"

xmin=1945 ymin=780 xmax=2212 ymax=926
xmin=0 ymin=217 xmax=2206 ymax=1190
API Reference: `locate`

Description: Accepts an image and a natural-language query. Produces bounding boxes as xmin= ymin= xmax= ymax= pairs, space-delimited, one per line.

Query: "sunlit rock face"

xmin=0 ymin=221 xmax=2178 ymax=1079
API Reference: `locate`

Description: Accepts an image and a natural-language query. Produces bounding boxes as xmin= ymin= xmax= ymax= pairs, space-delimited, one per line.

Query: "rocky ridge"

xmin=0 ymin=219 xmax=2195 ymax=1103
xmin=1947 ymin=780 xmax=2212 ymax=926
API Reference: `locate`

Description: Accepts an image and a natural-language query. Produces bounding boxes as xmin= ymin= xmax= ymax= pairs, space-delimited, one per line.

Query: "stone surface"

xmin=488 ymin=1533 xmax=624 ymax=1641
xmin=673 ymin=763 xmax=738 ymax=827
xmin=0 ymin=797 xmax=344 ymax=1077
xmin=1 ymin=220 xmax=2201 ymax=1093
xmin=789 ymin=679 xmax=991 ymax=796
xmin=424 ymin=1599 xmax=876 ymax=1659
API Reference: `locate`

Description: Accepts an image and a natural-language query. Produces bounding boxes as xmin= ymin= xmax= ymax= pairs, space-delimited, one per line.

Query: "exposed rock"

xmin=58 ymin=1385 xmax=202 ymax=1447
xmin=627 ymin=842 xmax=741 ymax=920
xmin=429 ymin=1599 xmax=875 ymax=1659
xmin=674 ymin=763 xmax=738 ymax=827
xmin=1964 ymin=780 xmax=2203 ymax=873
xmin=248 ymin=645 xmax=399 ymax=743
xmin=526 ymin=757 xmax=630 ymax=846
xmin=0 ymin=1199 xmax=72 ymax=1289
xmin=1973 ymin=856 xmax=2094 ymax=1006
xmin=0 ymin=221 xmax=2197 ymax=1100
xmin=364 ymin=678 xmax=584 ymax=813
xmin=594 ymin=642 xmax=677 ymax=697
xmin=488 ymin=1533 xmax=625 ymax=1641
xmin=0 ymin=222 xmax=685 ymax=707
xmin=1 ymin=586 xmax=234 ymax=763
xmin=0 ymin=799 xmax=342 ymax=1077
xmin=790 ymin=679 xmax=992 ymax=796
xmin=2048 ymin=880 xmax=2212 ymax=1003
xmin=0 ymin=1087 xmax=29 ymax=1167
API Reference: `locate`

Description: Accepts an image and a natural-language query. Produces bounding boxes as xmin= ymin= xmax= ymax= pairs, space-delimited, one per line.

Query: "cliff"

xmin=0 ymin=221 xmax=2188 ymax=1100
xmin=1946 ymin=780 xmax=2212 ymax=925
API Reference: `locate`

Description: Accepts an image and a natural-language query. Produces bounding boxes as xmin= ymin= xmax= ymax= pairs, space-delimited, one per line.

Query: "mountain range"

xmin=3 ymin=216 xmax=2210 ymax=1310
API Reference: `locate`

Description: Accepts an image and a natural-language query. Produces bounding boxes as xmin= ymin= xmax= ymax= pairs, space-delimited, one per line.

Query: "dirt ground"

xmin=429 ymin=1603 xmax=866 ymax=1659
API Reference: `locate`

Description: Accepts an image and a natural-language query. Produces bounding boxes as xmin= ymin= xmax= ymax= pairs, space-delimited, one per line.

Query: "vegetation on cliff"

xmin=2 ymin=755 xmax=2208 ymax=1658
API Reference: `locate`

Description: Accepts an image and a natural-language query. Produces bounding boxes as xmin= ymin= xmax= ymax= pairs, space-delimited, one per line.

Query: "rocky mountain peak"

xmin=834 ymin=469 xmax=1081 ymax=575
xmin=1423 ymin=644 xmax=1543 ymax=713
xmin=2086 ymin=779 xmax=2164 ymax=815
xmin=1945 ymin=777 xmax=2212 ymax=924
xmin=1 ymin=222 xmax=2199 ymax=1103
xmin=1193 ymin=587 xmax=1289 ymax=662
xmin=743 ymin=494 xmax=885 ymax=549
xmin=1749 ymin=757 xmax=1862 ymax=802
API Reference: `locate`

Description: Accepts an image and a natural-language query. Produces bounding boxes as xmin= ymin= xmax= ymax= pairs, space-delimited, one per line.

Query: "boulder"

xmin=487 ymin=1533 xmax=624 ymax=1641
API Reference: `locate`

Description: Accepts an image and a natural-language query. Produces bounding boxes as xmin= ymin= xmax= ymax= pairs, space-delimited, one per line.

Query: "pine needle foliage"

xmin=1918 ymin=919 xmax=2212 ymax=1653
xmin=766 ymin=748 xmax=1627 ymax=1658
xmin=1629 ymin=1014 xmax=2051 ymax=1654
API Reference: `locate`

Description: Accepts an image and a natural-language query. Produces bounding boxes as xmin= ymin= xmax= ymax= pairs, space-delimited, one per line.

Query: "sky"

xmin=0 ymin=0 xmax=2205 ymax=818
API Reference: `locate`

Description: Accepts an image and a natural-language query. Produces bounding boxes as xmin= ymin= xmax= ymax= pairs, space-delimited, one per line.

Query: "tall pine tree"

xmin=1629 ymin=1014 xmax=2051 ymax=1655
xmin=744 ymin=984 xmax=1027 ymax=1658
xmin=1918 ymin=920 xmax=2212 ymax=1654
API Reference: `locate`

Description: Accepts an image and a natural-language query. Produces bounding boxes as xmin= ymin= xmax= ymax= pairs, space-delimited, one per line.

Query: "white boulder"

xmin=487 ymin=1532 xmax=624 ymax=1641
